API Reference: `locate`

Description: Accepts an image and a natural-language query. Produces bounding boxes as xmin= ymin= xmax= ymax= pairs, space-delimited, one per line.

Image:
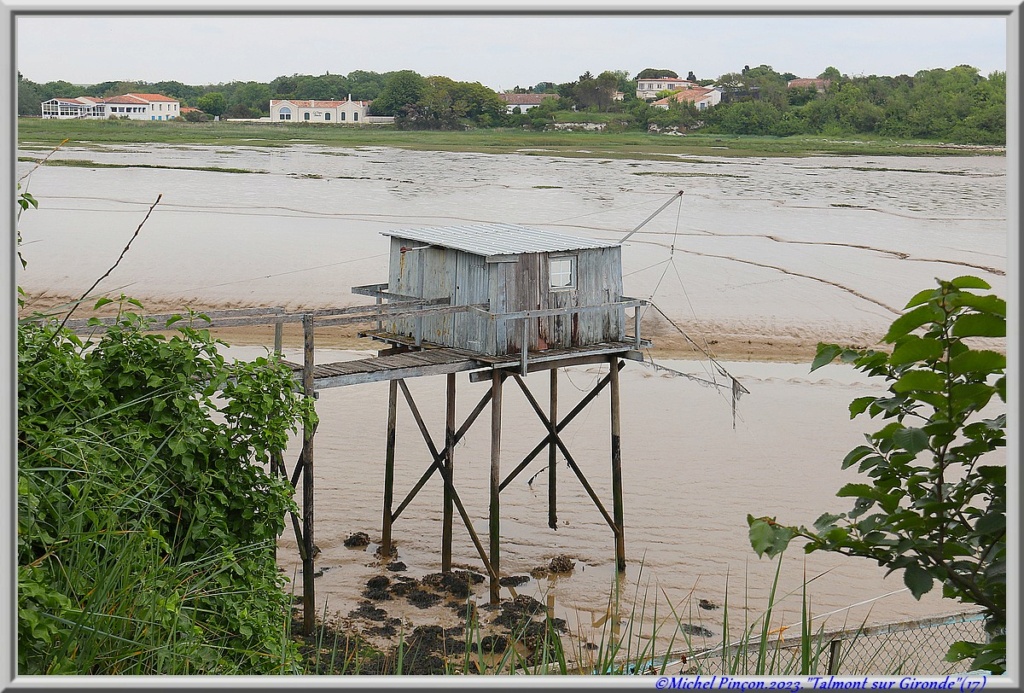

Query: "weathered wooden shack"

xmin=374 ymin=223 xmax=627 ymax=356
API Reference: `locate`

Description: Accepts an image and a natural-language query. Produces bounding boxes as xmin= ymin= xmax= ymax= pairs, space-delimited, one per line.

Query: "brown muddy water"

xmin=16 ymin=143 xmax=1008 ymax=660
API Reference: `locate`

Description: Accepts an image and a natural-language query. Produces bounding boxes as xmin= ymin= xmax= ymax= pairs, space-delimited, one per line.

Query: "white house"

xmin=269 ymin=97 xmax=370 ymax=123
xmin=636 ymin=78 xmax=697 ymax=100
xmin=651 ymin=85 xmax=722 ymax=111
xmin=497 ymin=92 xmax=559 ymax=113
xmin=41 ymin=93 xmax=181 ymax=120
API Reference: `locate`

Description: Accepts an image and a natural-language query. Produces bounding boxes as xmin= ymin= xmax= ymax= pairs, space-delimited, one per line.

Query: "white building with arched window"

xmin=269 ymin=97 xmax=370 ymax=124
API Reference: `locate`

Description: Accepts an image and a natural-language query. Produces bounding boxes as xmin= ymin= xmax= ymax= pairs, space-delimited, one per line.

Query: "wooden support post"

xmin=274 ymin=320 xmax=283 ymax=355
xmin=548 ymin=368 xmax=558 ymax=530
xmin=610 ymin=356 xmax=625 ymax=572
xmin=520 ymin=318 xmax=529 ymax=377
xmin=381 ymin=378 xmax=398 ymax=559
xmin=376 ymin=295 xmax=383 ymax=332
xmin=301 ymin=314 xmax=316 ymax=635
xmin=442 ymin=373 xmax=456 ymax=572
xmin=489 ymin=370 xmax=503 ymax=604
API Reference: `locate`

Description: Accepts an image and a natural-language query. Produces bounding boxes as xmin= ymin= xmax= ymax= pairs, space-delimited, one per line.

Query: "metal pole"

xmin=489 ymin=370 xmax=503 ymax=604
xmin=301 ymin=314 xmax=316 ymax=634
xmin=442 ymin=373 xmax=456 ymax=572
xmin=381 ymin=379 xmax=398 ymax=558
xmin=610 ymin=356 xmax=625 ymax=572
xmin=548 ymin=368 xmax=558 ymax=530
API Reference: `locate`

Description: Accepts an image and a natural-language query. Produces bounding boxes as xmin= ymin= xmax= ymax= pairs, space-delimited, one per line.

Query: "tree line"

xmin=17 ymin=62 xmax=1005 ymax=144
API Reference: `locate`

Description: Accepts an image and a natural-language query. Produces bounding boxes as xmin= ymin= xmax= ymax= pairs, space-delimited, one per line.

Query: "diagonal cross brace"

xmin=396 ymin=379 xmax=501 ymax=583
xmin=391 ymin=383 xmax=494 ymax=522
xmin=509 ymin=374 xmax=620 ymax=536
xmin=499 ymin=360 xmax=625 ymax=491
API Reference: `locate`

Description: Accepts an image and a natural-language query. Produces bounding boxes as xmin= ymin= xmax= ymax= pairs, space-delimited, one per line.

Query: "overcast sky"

xmin=15 ymin=11 xmax=1009 ymax=90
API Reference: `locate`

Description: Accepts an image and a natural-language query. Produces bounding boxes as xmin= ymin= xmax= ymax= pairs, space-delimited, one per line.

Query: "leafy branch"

xmin=747 ymin=276 xmax=1006 ymax=674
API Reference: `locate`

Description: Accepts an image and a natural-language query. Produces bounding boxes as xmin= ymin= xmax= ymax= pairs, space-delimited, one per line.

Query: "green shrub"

xmin=18 ymin=301 xmax=317 ymax=674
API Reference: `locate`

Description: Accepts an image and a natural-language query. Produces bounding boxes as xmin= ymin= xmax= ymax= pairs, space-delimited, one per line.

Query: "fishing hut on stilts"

xmin=282 ymin=222 xmax=651 ymax=631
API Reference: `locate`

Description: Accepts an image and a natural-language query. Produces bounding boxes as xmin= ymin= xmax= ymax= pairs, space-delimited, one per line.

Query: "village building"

xmin=269 ymin=97 xmax=371 ymax=123
xmin=651 ymin=85 xmax=722 ymax=111
xmin=635 ymin=77 xmax=698 ymax=100
xmin=41 ymin=93 xmax=180 ymax=120
xmin=498 ymin=92 xmax=560 ymax=113
xmin=787 ymin=78 xmax=832 ymax=92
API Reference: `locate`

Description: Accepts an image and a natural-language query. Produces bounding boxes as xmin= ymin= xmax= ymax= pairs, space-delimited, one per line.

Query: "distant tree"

xmin=17 ymin=73 xmax=43 ymax=116
xmin=150 ymin=80 xmax=202 ymax=104
xmin=686 ymin=71 xmax=697 ymax=82
xmin=573 ymin=70 xmax=620 ymax=111
xmin=269 ymin=74 xmax=299 ymax=99
xmin=818 ymin=66 xmax=843 ymax=81
xmin=230 ymin=81 xmax=272 ymax=116
xmin=370 ymin=70 xmax=426 ymax=116
xmin=294 ymin=73 xmax=348 ymax=100
xmin=636 ymin=68 xmax=678 ymax=79
xmin=344 ymin=70 xmax=387 ymax=101
xmin=39 ymin=80 xmax=77 ymax=100
xmin=196 ymin=92 xmax=226 ymax=117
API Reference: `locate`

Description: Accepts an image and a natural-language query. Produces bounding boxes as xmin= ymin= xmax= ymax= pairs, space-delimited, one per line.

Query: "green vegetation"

xmin=19 ymin=62 xmax=1004 ymax=144
xmin=749 ymin=277 xmax=1006 ymax=674
xmin=17 ymin=119 xmax=1002 ymax=161
xmin=18 ymin=295 xmax=317 ymax=673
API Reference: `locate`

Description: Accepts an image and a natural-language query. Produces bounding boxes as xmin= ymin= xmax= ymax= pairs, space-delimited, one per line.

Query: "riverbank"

xmin=18 ymin=290 xmax=867 ymax=364
xmin=17 ymin=118 xmax=1006 ymax=161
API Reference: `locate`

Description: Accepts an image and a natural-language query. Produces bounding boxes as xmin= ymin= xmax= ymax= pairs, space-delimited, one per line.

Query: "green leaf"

xmin=951 ymin=293 xmax=1005 ymax=317
xmin=883 ymin=304 xmax=940 ymax=343
xmin=836 ymin=483 xmax=879 ymax=499
xmin=892 ymin=427 xmax=929 ymax=455
xmin=848 ymin=396 xmax=875 ymax=418
xmin=903 ymin=287 xmax=940 ymax=309
xmin=811 ymin=343 xmax=843 ymax=372
xmin=892 ymin=370 xmax=946 ymax=393
xmin=949 ymin=350 xmax=1005 ymax=376
xmin=889 ymin=336 xmax=943 ymax=366
xmin=842 ymin=445 xmax=875 ymax=469
xmin=952 ymin=312 xmax=1005 ymax=338
xmin=813 ymin=512 xmax=843 ymax=532
xmin=949 ymin=275 xmax=990 ymax=290
xmin=903 ymin=563 xmax=934 ymax=599
xmin=747 ymin=516 xmax=794 ymax=558
xmin=93 ymin=297 xmax=113 ymax=310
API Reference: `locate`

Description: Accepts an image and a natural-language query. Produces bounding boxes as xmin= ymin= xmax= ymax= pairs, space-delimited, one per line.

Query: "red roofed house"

xmin=498 ymin=92 xmax=559 ymax=113
xmin=269 ymin=97 xmax=370 ymax=123
xmin=651 ymin=85 xmax=721 ymax=111
xmin=786 ymin=78 xmax=832 ymax=92
xmin=41 ymin=92 xmax=181 ymax=120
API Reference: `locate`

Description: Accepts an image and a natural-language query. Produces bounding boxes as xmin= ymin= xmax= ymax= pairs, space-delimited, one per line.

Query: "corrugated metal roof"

xmin=382 ymin=223 xmax=618 ymax=257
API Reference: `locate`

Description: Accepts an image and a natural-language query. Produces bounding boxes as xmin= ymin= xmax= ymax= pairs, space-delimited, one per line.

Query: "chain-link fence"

xmin=679 ymin=611 xmax=987 ymax=676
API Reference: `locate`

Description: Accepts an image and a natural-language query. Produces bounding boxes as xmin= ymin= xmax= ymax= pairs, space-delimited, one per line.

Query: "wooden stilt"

xmin=381 ymin=378 xmax=398 ymax=558
xmin=442 ymin=373 xmax=456 ymax=572
xmin=548 ymin=368 xmax=558 ymax=530
xmin=274 ymin=320 xmax=283 ymax=355
xmin=610 ymin=356 xmax=625 ymax=572
xmin=489 ymin=370 xmax=503 ymax=604
xmin=396 ymin=379 xmax=499 ymax=583
xmin=301 ymin=314 xmax=316 ymax=635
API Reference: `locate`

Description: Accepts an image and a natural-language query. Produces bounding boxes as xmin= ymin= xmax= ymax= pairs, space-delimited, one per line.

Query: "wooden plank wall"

xmin=385 ymin=239 xmax=624 ymax=356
